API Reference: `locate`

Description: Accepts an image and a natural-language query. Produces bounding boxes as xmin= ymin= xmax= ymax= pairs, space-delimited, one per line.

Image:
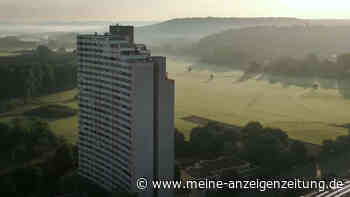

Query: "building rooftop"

xmin=77 ymin=29 xmax=152 ymax=63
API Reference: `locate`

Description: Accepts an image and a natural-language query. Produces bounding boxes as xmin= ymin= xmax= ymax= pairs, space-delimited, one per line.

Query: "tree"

xmin=245 ymin=61 xmax=263 ymax=74
xmin=174 ymin=164 xmax=181 ymax=181
xmin=175 ymin=129 xmax=185 ymax=145
xmin=175 ymin=129 xmax=190 ymax=157
xmin=36 ymin=45 xmax=52 ymax=59
xmin=321 ymin=140 xmax=335 ymax=155
xmin=268 ymin=128 xmax=289 ymax=146
xmin=190 ymin=125 xmax=223 ymax=156
xmin=337 ymin=53 xmax=350 ymax=71
xmin=42 ymin=64 xmax=56 ymax=93
xmin=50 ymin=143 xmax=74 ymax=177
xmin=57 ymin=47 xmax=67 ymax=53
xmin=11 ymin=144 xmax=27 ymax=162
xmin=240 ymin=122 xmax=296 ymax=176
xmin=0 ymin=176 xmax=17 ymax=195
xmin=13 ymin=166 xmax=43 ymax=196
xmin=290 ymin=141 xmax=308 ymax=164
xmin=112 ymin=191 xmax=138 ymax=197
xmin=0 ymin=47 xmax=76 ymax=101
xmin=241 ymin=121 xmax=264 ymax=139
xmin=0 ymin=123 xmax=11 ymax=149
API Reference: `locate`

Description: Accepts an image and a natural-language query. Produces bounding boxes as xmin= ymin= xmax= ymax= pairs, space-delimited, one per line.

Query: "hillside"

xmin=0 ymin=36 xmax=36 ymax=50
xmin=48 ymin=32 xmax=78 ymax=49
xmin=8 ymin=17 xmax=350 ymax=50
xmin=135 ymin=17 xmax=305 ymax=44
xmin=189 ymin=25 xmax=350 ymax=66
xmin=135 ymin=17 xmax=350 ymax=45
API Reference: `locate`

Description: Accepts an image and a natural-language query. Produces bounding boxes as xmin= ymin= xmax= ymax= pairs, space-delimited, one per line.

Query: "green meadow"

xmin=0 ymin=89 xmax=78 ymax=143
xmin=1 ymin=56 xmax=349 ymax=144
xmin=169 ymin=56 xmax=349 ymax=144
xmin=0 ymin=51 xmax=17 ymax=56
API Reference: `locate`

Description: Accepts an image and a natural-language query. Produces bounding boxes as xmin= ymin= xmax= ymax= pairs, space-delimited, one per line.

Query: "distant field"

xmin=166 ymin=56 xmax=350 ymax=144
xmin=0 ymin=57 xmax=349 ymax=145
xmin=0 ymin=89 xmax=78 ymax=143
xmin=0 ymin=51 xmax=17 ymax=56
xmin=42 ymin=89 xmax=78 ymax=143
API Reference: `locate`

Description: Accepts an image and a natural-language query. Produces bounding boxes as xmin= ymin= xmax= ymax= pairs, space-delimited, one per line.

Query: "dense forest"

xmin=175 ymin=122 xmax=309 ymax=178
xmin=0 ymin=46 xmax=76 ymax=101
xmin=265 ymin=54 xmax=350 ymax=78
xmin=0 ymin=118 xmax=143 ymax=197
xmin=0 ymin=118 xmax=130 ymax=197
xmin=0 ymin=118 xmax=74 ymax=196
xmin=240 ymin=53 xmax=350 ymax=79
xmin=176 ymin=122 xmax=350 ymax=197
xmin=188 ymin=26 xmax=350 ymax=66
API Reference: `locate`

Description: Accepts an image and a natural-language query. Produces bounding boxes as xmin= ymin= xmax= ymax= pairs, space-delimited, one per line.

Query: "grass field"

xmin=0 ymin=89 xmax=78 ymax=143
xmin=0 ymin=57 xmax=349 ymax=145
xmin=40 ymin=89 xmax=78 ymax=143
xmin=167 ymin=56 xmax=350 ymax=144
xmin=0 ymin=51 xmax=17 ymax=56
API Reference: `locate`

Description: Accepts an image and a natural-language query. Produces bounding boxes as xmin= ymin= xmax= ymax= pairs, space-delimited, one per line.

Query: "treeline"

xmin=23 ymin=104 xmax=77 ymax=119
xmin=241 ymin=53 xmax=350 ymax=79
xmin=263 ymin=54 xmax=350 ymax=79
xmin=137 ymin=17 xmax=350 ymax=45
xmin=321 ymin=132 xmax=350 ymax=157
xmin=176 ymin=122 xmax=311 ymax=197
xmin=0 ymin=118 xmax=76 ymax=196
xmin=176 ymin=122 xmax=350 ymax=197
xmin=0 ymin=118 xmax=62 ymax=166
xmin=175 ymin=122 xmax=309 ymax=178
xmin=0 ymin=46 xmax=76 ymax=102
xmin=176 ymin=121 xmax=350 ymax=175
xmin=0 ymin=118 xmax=136 ymax=197
xmin=181 ymin=25 xmax=350 ymax=67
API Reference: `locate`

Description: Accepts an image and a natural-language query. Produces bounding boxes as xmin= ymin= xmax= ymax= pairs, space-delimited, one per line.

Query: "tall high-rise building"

xmin=77 ymin=25 xmax=174 ymax=197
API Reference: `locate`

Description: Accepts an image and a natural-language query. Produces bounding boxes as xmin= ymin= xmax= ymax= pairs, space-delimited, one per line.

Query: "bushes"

xmin=23 ymin=104 xmax=77 ymax=119
xmin=0 ymin=118 xmax=60 ymax=165
xmin=0 ymin=99 xmax=28 ymax=113
xmin=0 ymin=143 xmax=78 ymax=197
xmin=178 ymin=121 xmax=310 ymax=177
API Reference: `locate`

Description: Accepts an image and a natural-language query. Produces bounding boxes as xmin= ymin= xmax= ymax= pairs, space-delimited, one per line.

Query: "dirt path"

xmin=181 ymin=115 xmax=241 ymax=131
xmin=0 ymin=96 xmax=76 ymax=119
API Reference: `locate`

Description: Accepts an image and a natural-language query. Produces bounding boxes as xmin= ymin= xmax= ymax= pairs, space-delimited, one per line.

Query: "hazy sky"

xmin=1 ymin=0 xmax=350 ymax=21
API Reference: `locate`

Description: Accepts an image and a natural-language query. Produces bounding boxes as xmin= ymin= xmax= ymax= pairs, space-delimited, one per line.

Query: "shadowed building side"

xmin=77 ymin=25 xmax=174 ymax=197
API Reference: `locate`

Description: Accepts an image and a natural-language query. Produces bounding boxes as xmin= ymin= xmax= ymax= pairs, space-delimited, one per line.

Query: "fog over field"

xmin=1 ymin=13 xmax=350 ymax=197
xmin=3 ymin=0 xmax=350 ymax=196
xmin=0 ymin=21 xmax=157 ymax=37
xmin=1 ymin=17 xmax=350 ymax=146
xmin=162 ymin=56 xmax=350 ymax=144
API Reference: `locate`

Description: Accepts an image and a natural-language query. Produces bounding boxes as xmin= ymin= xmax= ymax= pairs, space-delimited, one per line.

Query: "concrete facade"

xmin=77 ymin=25 xmax=174 ymax=197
